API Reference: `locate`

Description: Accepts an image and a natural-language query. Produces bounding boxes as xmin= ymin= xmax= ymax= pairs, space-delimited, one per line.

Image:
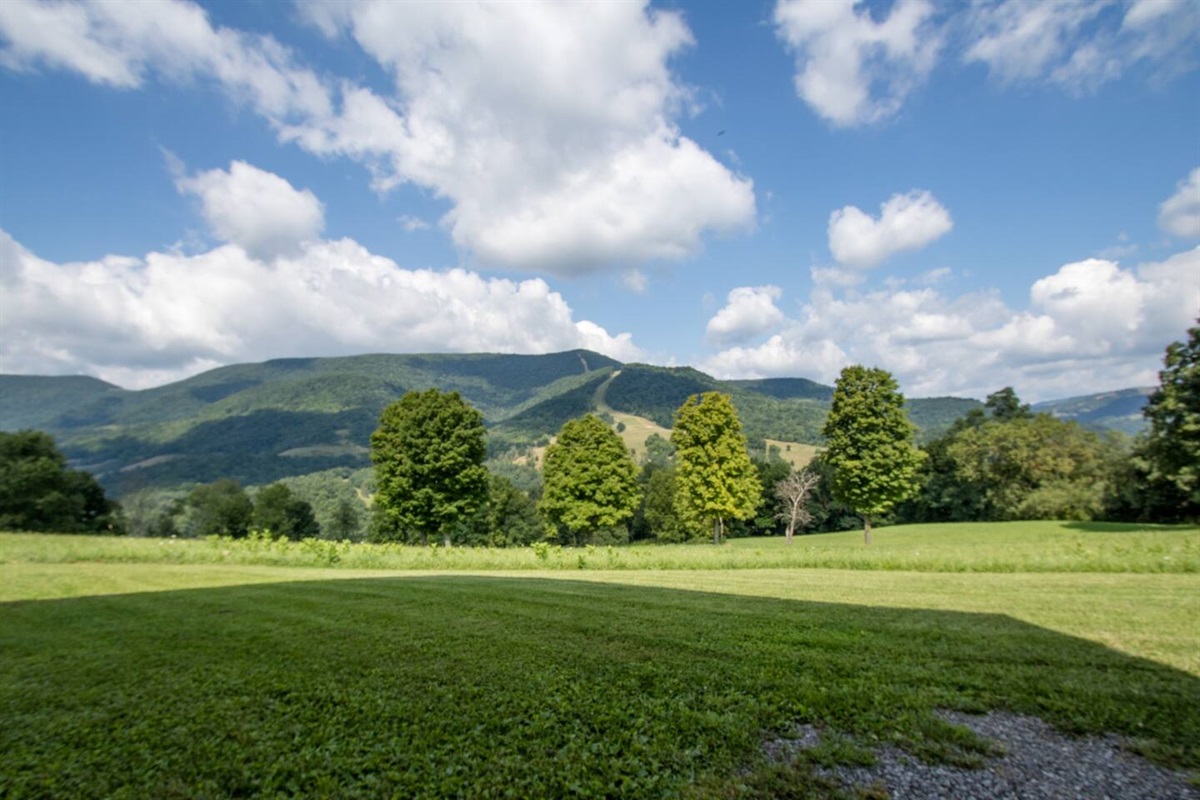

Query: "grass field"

xmin=2 ymin=524 xmax=1198 ymax=798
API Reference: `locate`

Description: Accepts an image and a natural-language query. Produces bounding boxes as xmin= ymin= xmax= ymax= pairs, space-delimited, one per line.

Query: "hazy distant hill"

xmin=16 ymin=350 xmax=1141 ymax=496
xmin=1032 ymin=387 xmax=1153 ymax=435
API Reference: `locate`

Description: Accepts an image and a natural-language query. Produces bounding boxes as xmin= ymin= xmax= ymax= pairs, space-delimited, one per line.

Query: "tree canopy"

xmin=671 ymin=392 xmax=761 ymax=544
xmin=1139 ymin=321 xmax=1200 ymax=520
xmin=370 ymin=389 xmax=489 ymax=546
xmin=821 ymin=366 xmax=924 ymax=544
xmin=186 ymin=478 xmax=254 ymax=538
xmin=539 ymin=415 xmax=641 ymax=545
xmin=0 ymin=430 xmax=121 ymax=534
xmin=252 ymin=482 xmax=321 ymax=540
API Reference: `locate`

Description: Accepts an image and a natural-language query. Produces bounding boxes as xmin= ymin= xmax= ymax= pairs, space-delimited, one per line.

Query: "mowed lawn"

xmin=1 ymin=525 xmax=1198 ymax=798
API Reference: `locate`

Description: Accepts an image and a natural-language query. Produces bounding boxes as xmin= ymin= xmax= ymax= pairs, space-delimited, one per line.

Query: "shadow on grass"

xmin=2 ymin=576 xmax=1197 ymax=799
xmin=1061 ymin=521 xmax=1198 ymax=533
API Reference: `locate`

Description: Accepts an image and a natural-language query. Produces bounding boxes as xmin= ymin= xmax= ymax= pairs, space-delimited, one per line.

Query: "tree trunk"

xmin=443 ymin=531 xmax=452 ymax=548
xmin=713 ymin=517 xmax=720 ymax=545
xmin=863 ymin=515 xmax=872 ymax=546
xmin=785 ymin=522 xmax=794 ymax=544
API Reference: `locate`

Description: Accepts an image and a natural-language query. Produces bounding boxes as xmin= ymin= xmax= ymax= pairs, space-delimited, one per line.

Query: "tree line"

xmin=3 ymin=322 xmax=1195 ymax=540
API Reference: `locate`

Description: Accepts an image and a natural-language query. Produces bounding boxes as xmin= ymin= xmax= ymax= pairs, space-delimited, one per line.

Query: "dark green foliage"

xmin=252 ymin=483 xmax=321 ymax=540
xmin=483 ymin=474 xmax=543 ymax=546
xmin=0 ymin=430 xmax=121 ymax=534
xmin=328 ymin=498 xmax=363 ymax=541
xmin=605 ymin=365 xmax=721 ymax=427
xmin=539 ymin=415 xmax=641 ymax=545
xmin=0 ymin=375 xmax=120 ymax=431
xmin=985 ymin=387 xmax=1032 ymax=421
xmin=3 ymin=578 xmax=1196 ymax=797
xmin=488 ymin=370 xmax=614 ymax=449
xmin=371 ymin=390 xmax=489 ymax=546
xmin=642 ymin=432 xmax=676 ymax=467
xmin=725 ymin=377 xmax=834 ymax=402
xmin=1138 ymin=322 xmax=1200 ymax=520
xmin=185 ymin=479 xmax=253 ymax=538
xmin=672 ymin=393 xmax=762 ymax=543
xmin=822 ymin=366 xmax=925 ymax=542
xmin=631 ymin=464 xmax=687 ymax=542
xmin=904 ymin=397 xmax=985 ymax=441
xmin=801 ymin=455 xmax=864 ymax=533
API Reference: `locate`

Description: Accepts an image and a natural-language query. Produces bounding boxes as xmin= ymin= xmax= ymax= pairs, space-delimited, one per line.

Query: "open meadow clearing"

xmin=2 ymin=523 xmax=1198 ymax=798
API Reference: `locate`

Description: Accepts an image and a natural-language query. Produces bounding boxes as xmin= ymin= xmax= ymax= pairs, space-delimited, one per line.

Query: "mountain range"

xmin=0 ymin=350 xmax=1148 ymax=496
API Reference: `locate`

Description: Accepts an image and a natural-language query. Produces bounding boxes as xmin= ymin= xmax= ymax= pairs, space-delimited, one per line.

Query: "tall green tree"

xmin=252 ymin=483 xmax=321 ymax=540
xmin=483 ymin=474 xmax=543 ymax=547
xmin=671 ymin=392 xmax=761 ymax=544
xmin=539 ymin=415 xmax=641 ymax=545
xmin=821 ymin=366 xmax=924 ymax=544
xmin=371 ymin=389 xmax=488 ymax=546
xmin=0 ymin=430 xmax=121 ymax=534
xmin=328 ymin=498 xmax=363 ymax=541
xmin=1139 ymin=321 xmax=1200 ymax=520
xmin=185 ymin=479 xmax=253 ymax=538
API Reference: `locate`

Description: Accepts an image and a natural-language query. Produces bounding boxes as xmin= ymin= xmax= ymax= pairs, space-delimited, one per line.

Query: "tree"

xmin=252 ymin=483 xmax=321 ymax=540
xmin=328 ymin=498 xmax=363 ymax=541
xmin=0 ymin=430 xmax=122 ymax=534
xmin=185 ymin=479 xmax=254 ymax=538
xmin=821 ymin=366 xmax=925 ymax=544
xmin=539 ymin=415 xmax=641 ymax=545
xmin=483 ymin=474 xmax=542 ymax=547
xmin=631 ymin=464 xmax=687 ymax=542
xmin=1139 ymin=321 xmax=1200 ymax=520
xmin=946 ymin=414 xmax=1109 ymax=521
xmin=984 ymin=387 xmax=1032 ymax=421
xmin=370 ymin=389 xmax=488 ymax=546
xmin=671 ymin=392 xmax=761 ymax=544
xmin=775 ymin=468 xmax=820 ymax=543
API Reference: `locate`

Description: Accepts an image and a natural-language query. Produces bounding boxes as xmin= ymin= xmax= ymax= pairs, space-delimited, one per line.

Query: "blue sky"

xmin=0 ymin=0 xmax=1197 ymax=400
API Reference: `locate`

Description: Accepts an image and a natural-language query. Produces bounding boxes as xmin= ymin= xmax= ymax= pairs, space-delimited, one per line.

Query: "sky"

xmin=0 ymin=0 xmax=1197 ymax=402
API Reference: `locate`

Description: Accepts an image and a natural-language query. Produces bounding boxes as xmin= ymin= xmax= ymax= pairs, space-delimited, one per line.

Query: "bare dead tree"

xmin=774 ymin=468 xmax=820 ymax=543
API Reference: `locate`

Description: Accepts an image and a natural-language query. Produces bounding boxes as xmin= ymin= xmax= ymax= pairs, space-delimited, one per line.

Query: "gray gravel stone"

xmin=768 ymin=710 xmax=1199 ymax=799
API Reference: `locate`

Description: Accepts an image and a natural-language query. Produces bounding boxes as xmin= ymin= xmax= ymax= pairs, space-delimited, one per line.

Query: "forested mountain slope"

xmin=4 ymin=350 xmax=1139 ymax=496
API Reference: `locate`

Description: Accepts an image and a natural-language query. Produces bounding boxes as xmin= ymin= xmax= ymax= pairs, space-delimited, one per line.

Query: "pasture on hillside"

xmin=2 ymin=523 xmax=1198 ymax=798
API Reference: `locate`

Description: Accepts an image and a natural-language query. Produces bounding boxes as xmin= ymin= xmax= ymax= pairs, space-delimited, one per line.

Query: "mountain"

xmin=2 ymin=351 xmax=1001 ymax=495
xmin=1032 ymin=387 xmax=1153 ymax=435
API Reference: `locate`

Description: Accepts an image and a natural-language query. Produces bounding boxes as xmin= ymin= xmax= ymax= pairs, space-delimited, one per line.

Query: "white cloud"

xmin=175 ymin=161 xmax=324 ymax=260
xmin=828 ymin=190 xmax=953 ymax=269
xmin=622 ymin=269 xmax=648 ymax=294
xmin=770 ymin=0 xmax=1198 ymax=123
xmin=295 ymin=1 xmax=755 ymax=275
xmin=963 ymin=0 xmax=1199 ymax=92
xmin=702 ymin=249 xmax=1200 ymax=401
xmin=397 ymin=215 xmax=430 ymax=232
xmin=0 ymin=230 xmax=644 ymax=389
xmin=773 ymin=0 xmax=940 ymax=127
xmin=1158 ymin=168 xmax=1200 ymax=238
xmin=0 ymin=0 xmax=754 ymax=276
xmin=706 ymin=286 xmax=786 ymax=344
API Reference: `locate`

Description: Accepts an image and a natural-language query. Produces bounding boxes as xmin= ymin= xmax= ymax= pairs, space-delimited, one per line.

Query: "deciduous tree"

xmin=252 ymin=482 xmax=321 ymax=540
xmin=0 ymin=430 xmax=121 ymax=534
xmin=775 ymin=468 xmax=820 ymax=543
xmin=1139 ymin=321 xmax=1200 ymax=520
xmin=371 ymin=390 xmax=488 ymax=546
xmin=671 ymin=392 xmax=761 ymax=544
xmin=186 ymin=479 xmax=253 ymax=538
xmin=821 ymin=366 xmax=924 ymax=544
xmin=539 ymin=415 xmax=641 ymax=545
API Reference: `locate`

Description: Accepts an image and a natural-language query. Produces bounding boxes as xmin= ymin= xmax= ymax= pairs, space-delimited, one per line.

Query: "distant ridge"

xmin=3 ymin=350 xmax=1138 ymax=494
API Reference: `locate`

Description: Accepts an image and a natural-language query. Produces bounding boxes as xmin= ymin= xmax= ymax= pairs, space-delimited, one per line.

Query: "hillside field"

xmin=2 ymin=522 xmax=1197 ymax=798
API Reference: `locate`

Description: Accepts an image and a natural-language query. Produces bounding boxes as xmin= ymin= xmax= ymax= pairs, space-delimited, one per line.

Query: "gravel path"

xmin=772 ymin=710 xmax=1199 ymax=799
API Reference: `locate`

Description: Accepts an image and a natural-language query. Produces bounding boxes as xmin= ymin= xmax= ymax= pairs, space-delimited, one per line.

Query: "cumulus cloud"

xmin=175 ymin=161 xmax=324 ymax=260
xmin=706 ymin=286 xmax=786 ymax=344
xmin=0 ymin=0 xmax=755 ymax=276
xmin=1158 ymin=168 xmax=1200 ymax=238
xmin=828 ymin=190 xmax=953 ymax=269
xmin=0 ymin=230 xmax=644 ymax=388
xmin=963 ymin=0 xmax=1199 ymax=92
xmin=701 ymin=249 xmax=1200 ymax=401
xmin=773 ymin=0 xmax=940 ymax=127
xmin=771 ymin=0 xmax=1198 ymax=123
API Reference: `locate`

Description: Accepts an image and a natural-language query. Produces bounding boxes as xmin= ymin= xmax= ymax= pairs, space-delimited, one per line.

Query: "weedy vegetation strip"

xmin=2 ymin=574 xmax=1198 ymax=799
xmin=2 ymin=521 xmax=1197 ymax=573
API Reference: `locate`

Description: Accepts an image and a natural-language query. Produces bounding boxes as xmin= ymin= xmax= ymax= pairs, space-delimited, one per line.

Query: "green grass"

xmin=3 ymin=525 xmax=1198 ymax=797
xmin=3 ymin=521 xmax=1196 ymax=573
xmin=2 ymin=573 xmax=1197 ymax=798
